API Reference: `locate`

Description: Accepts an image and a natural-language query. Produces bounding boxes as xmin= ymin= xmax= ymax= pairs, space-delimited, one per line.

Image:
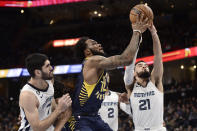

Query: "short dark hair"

xmin=25 ymin=53 xmax=48 ymax=77
xmin=134 ymin=60 xmax=148 ymax=71
xmin=135 ymin=60 xmax=146 ymax=66
xmin=75 ymin=37 xmax=89 ymax=62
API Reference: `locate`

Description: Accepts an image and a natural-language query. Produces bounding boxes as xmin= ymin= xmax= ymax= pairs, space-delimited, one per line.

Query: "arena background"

xmin=0 ymin=0 xmax=196 ymax=130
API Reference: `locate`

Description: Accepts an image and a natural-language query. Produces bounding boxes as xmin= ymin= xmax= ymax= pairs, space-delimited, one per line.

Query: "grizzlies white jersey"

xmin=99 ymin=91 xmax=119 ymax=131
xmin=19 ymin=80 xmax=54 ymax=131
xmin=130 ymin=81 xmax=164 ymax=131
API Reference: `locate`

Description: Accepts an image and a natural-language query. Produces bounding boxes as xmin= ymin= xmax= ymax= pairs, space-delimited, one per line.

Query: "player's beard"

xmin=90 ymin=49 xmax=106 ymax=57
xmin=137 ymin=70 xmax=150 ymax=79
xmin=41 ymin=71 xmax=53 ymax=80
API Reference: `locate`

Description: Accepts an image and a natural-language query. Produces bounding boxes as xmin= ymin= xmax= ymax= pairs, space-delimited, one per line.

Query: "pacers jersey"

xmin=67 ymin=61 xmax=110 ymax=130
xmin=130 ymin=81 xmax=164 ymax=130
xmin=99 ymin=91 xmax=119 ymax=131
xmin=72 ymin=67 xmax=109 ymax=114
xmin=18 ymin=80 xmax=54 ymax=131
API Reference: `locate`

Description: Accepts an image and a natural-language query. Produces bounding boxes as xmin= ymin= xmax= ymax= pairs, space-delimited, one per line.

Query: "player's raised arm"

xmin=87 ymin=14 xmax=149 ymax=70
xmin=123 ymin=49 xmax=139 ymax=96
xmin=149 ymin=24 xmax=164 ymax=92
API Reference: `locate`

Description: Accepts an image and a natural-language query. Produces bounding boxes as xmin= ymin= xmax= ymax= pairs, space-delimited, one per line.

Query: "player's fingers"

xmin=140 ymin=13 xmax=144 ymax=23
xmin=136 ymin=14 xmax=140 ymax=23
xmin=63 ymin=94 xmax=71 ymax=100
xmin=66 ymin=100 xmax=72 ymax=107
xmin=65 ymin=97 xmax=72 ymax=103
xmin=61 ymin=94 xmax=68 ymax=99
xmin=68 ymin=100 xmax=72 ymax=105
xmin=64 ymin=93 xmax=69 ymax=97
xmin=143 ymin=17 xmax=149 ymax=24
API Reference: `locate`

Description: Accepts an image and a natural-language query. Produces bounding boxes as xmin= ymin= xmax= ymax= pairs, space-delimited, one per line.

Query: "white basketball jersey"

xmin=130 ymin=81 xmax=164 ymax=130
xmin=99 ymin=91 xmax=119 ymax=131
xmin=19 ymin=80 xmax=54 ymax=131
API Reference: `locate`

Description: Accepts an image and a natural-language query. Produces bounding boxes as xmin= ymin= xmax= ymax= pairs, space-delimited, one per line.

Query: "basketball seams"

xmin=135 ymin=6 xmax=149 ymax=19
xmin=130 ymin=4 xmax=154 ymax=24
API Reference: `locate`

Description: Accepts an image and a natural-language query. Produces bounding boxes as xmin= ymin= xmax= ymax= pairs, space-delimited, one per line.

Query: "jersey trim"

xmin=83 ymin=71 xmax=104 ymax=97
xmin=79 ymin=71 xmax=105 ymax=106
xmin=27 ymin=82 xmax=49 ymax=92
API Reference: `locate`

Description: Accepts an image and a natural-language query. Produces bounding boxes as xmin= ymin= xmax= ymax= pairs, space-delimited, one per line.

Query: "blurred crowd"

xmin=0 ymin=97 xmax=19 ymax=131
xmin=165 ymin=97 xmax=197 ymax=130
xmin=0 ymin=81 xmax=197 ymax=131
xmin=0 ymin=15 xmax=196 ymax=69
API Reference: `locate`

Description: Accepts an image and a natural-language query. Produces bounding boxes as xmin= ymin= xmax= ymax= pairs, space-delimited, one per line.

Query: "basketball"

xmin=129 ymin=4 xmax=154 ymax=24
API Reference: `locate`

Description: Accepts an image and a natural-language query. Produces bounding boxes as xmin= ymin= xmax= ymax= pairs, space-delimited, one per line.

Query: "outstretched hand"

xmin=132 ymin=13 xmax=150 ymax=33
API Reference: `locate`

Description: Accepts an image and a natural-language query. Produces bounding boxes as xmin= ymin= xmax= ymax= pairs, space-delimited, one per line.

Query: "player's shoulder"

xmin=85 ymin=55 xmax=106 ymax=64
xmin=20 ymin=90 xmax=37 ymax=99
xmin=83 ymin=56 xmax=107 ymax=72
xmin=20 ymin=84 xmax=38 ymax=99
xmin=19 ymin=90 xmax=38 ymax=107
xmin=148 ymin=80 xmax=164 ymax=93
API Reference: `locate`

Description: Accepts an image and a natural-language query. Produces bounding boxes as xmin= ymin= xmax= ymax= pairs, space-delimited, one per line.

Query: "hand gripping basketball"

xmin=132 ymin=13 xmax=150 ymax=33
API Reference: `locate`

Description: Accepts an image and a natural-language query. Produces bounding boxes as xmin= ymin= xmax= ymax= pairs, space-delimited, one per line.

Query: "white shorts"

xmin=135 ymin=127 xmax=167 ymax=131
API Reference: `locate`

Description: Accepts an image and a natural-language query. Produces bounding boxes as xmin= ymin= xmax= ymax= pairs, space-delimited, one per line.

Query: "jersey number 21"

xmin=139 ymin=99 xmax=151 ymax=110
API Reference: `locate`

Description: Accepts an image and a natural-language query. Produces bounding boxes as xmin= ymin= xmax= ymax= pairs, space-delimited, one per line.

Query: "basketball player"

xmin=98 ymin=90 xmax=132 ymax=131
xmin=98 ymin=90 xmax=118 ymax=131
xmin=123 ymin=23 xmax=166 ymax=131
xmin=18 ymin=53 xmax=72 ymax=131
xmin=66 ymin=14 xmax=149 ymax=131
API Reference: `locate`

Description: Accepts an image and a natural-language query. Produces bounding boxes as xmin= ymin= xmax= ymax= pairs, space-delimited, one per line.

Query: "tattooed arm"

xmin=87 ymin=14 xmax=149 ymax=70
xmin=87 ymin=31 xmax=140 ymax=69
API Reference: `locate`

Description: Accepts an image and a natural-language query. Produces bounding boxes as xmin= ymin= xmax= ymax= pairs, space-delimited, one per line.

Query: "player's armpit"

xmin=125 ymin=85 xmax=132 ymax=97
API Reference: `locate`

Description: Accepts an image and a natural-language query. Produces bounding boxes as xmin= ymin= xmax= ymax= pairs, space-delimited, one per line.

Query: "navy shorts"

xmin=64 ymin=115 xmax=112 ymax=131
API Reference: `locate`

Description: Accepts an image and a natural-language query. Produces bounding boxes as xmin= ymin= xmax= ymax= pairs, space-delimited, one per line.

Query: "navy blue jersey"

xmin=72 ymin=65 xmax=109 ymax=114
xmin=67 ymin=60 xmax=110 ymax=131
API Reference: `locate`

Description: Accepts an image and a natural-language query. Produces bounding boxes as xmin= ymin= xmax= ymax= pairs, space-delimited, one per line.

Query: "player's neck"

xmin=28 ymin=77 xmax=48 ymax=90
xmin=135 ymin=77 xmax=149 ymax=87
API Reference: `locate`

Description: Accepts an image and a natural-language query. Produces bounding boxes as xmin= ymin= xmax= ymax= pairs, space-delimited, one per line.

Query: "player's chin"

xmin=100 ymin=50 xmax=105 ymax=55
xmin=49 ymin=73 xmax=54 ymax=78
xmin=48 ymin=76 xmax=53 ymax=80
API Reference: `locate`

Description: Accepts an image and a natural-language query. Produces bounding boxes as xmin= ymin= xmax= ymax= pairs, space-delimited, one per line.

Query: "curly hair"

xmin=75 ymin=37 xmax=89 ymax=62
